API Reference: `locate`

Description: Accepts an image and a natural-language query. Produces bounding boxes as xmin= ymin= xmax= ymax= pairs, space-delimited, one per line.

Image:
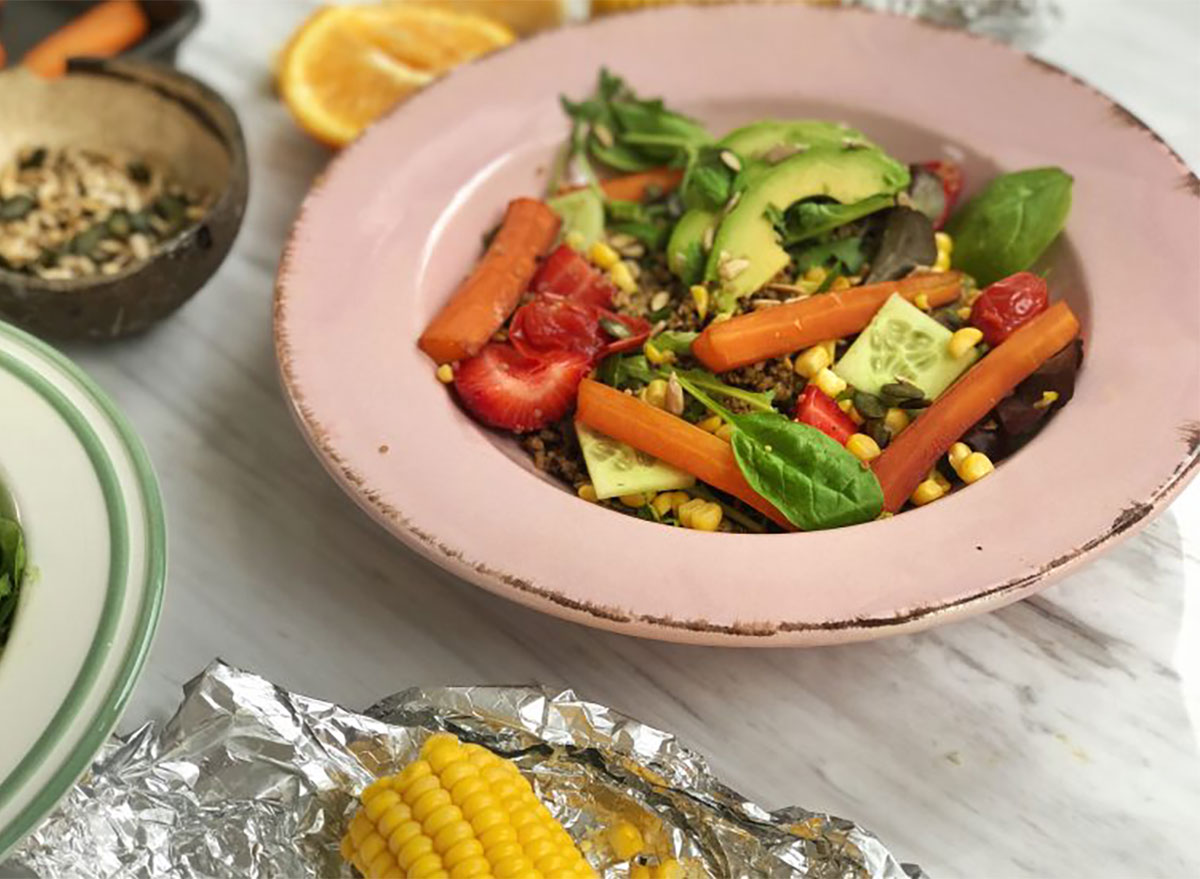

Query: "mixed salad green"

xmin=0 ymin=514 xmax=27 ymax=646
xmin=420 ymin=71 xmax=1083 ymax=534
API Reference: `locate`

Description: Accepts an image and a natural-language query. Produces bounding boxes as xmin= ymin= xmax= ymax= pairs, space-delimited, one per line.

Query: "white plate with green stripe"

xmin=0 ymin=321 xmax=165 ymax=860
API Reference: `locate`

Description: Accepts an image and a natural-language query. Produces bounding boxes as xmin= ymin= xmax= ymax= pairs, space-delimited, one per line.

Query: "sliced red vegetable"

xmin=794 ymin=385 xmax=857 ymax=445
xmin=969 ymin=271 xmax=1049 ymax=346
xmin=530 ymin=244 xmax=615 ymax=310
xmin=920 ymin=160 xmax=964 ymax=229
xmin=454 ymin=343 xmax=591 ymax=433
xmin=598 ymin=309 xmax=652 ymax=355
xmin=510 ymin=296 xmax=607 ymax=360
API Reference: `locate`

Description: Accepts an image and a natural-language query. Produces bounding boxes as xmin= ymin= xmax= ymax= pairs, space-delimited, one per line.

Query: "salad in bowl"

xmin=418 ymin=71 xmax=1082 ymax=535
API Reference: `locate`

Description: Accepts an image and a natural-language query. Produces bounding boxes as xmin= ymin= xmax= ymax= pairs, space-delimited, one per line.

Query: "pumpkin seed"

xmin=106 ymin=209 xmax=132 ymax=239
xmin=0 ymin=196 xmax=35 ymax=220
xmin=69 ymin=223 xmax=108 ymax=257
xmin=153 ymin=194 xmax=186 ymax=227
xmin=852 ymin=391 xmax=887 ymax=420
xmin=129 ymin=210 xmax=153 ymax=233
xmin=865 ymin=418 xmax=891 ymax=449
xmin=598 ymin=316 xmax=632 ymax=339
xmin=897 ymin=396 xmax=932 ymax=410
xmin=18 ymin=148 xmax=46 ymax=170
xmin=127 ymin=160 xmax=151 ymax=184
xmin=880 ymin=379 xmax=925 ymax=403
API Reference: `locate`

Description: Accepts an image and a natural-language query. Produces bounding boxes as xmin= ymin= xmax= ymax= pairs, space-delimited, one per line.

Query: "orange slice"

xmin=279 ymin=4 xmax=515 ymax=148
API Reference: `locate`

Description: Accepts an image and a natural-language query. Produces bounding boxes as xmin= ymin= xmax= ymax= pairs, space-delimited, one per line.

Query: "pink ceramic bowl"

xmin=274 ymin=5 xmax=1200 ymax=645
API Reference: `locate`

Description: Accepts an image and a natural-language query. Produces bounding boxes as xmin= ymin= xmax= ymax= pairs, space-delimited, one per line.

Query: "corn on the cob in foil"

xmin=4 ymin=661 xmax=922 ymax=878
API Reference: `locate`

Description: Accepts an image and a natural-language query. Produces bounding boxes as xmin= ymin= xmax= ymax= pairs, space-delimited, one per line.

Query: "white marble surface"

xmin=48 ymin=1 xmax=1200 ymax=876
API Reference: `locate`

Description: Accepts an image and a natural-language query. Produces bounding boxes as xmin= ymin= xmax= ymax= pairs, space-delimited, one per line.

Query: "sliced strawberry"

xmin=531 ymin=245 xmax=615 ymax=309
xmin=454 ymin=343 xmax=591 ymax=433
xmin=510 ymin=296 xmax=608 ymax=361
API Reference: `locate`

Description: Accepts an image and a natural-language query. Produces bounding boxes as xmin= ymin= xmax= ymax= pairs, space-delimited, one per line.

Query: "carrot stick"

xmin=872 ymin=301 xmax=1081 ymax=512
xmin=560 ymin=168 xmax=683 ymax=202
xmin=599 ymin=167 xmax=683 ymax=202
xmin=693 ymin=272 xmax=963 ymax=373
xmin=419 ymin=198 xmax=561 ymax=364
xmin=22 ymin=0 xmax=149 ymax=78
xmin=576 ymin=379 xmax=794 ymax=530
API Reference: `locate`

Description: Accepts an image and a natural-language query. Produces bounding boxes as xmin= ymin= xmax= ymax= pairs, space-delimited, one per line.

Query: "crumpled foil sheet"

xmin=5 ymin=662 xmax=922 ymax=879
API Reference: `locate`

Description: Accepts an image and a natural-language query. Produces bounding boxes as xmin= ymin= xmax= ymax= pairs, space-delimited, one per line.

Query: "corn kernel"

xmin=960 ymin=452 xmax=995 ymax=484
xmin=914 ymin=292 xmax=931 ymax=312
xmin=813 ymin=367 xmax=847 ymax=398
xmin=965 ymin=287 xmax=982 ymax=306
xmin=697 ymin=415 xmax=723 ymax=433
xmin=577 ymin=483 xmax=598 ymax=503
xmin=608 ymin=822 xmax=645 ymax=860
xmin=1033 ymin=390 xmax=1060 ymax=409
xmin=830 ymin=275 xmax=852 ymax=290
xmin=650 ymin=493 xmax=676 ymax=518
xmin=619 ymin=492 xmax=650 ymax=508
xmin=947 ymin=327 xmax=983 ymax=359
xmin=564 ymin=230 xmax=586 ymax=251
xmin=715 ymin=423 xmax=735 ymax=442
xmin=643 ymin=341 xmax=674 ymax=366
xmin=947 ymin=442 xmax=971 ymax=473
xmin=956 ymin=305 xmax=972 ymax=320
xmin=846 ymin=433 xmax=881 ymax=463
xmin=656 ymin=859 xmax=684 ymax=879
xmin=910 ymin=479 xmax=945 ymax=506
xmin=793 ymin=345 xmax=831 ymax=379
xmin=884 ymin=408 xmax=910 ymax=435
xmin=818 ymin=339 xmax=837 ymax=360
xmin=610 ymin=260 xmax=637 ymax=294
xmin=679 ymin=499 xmax=722 ymax=531
xmin=588 ymin=241 xmax=619 ymax=269
xmin=677 ymin=498 xmax=705 ymax=528
xmin=930 ymin=468 xmax=952 ymax=492
xmin=640 ymin=378 xmax=668 ymax=409
xmin=803 ymin=265 xmax=827 ymax=283
xmin=436 ymin=364 xmax=454 ymax=384
xmin=935 ymin=231 xmax=953 ymax=256
xmin=837 ymin=398 xmax=864 ymax=425
xmin=690 ymin=284 xmax=710 ymax=320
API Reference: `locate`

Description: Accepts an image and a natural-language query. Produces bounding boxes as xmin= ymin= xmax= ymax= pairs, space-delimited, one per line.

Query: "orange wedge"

xmin=279 ymin=3 xmax=515 ymax=148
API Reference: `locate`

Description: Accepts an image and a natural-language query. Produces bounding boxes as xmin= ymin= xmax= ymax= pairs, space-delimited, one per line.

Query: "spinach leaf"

xmin=793 ymin=236 xmax=866 ymax=275
xmin=561 ymin=70 xmax=712 ymax=176
xmin=731 ymin=414 xmax=884 ymax=530
xmin=947 ymin=167 xmax=1072 ymax=286
xmin=597 ymin=353 xmax=655 ymax=389
xmin=864 ymin=207 xmax=936 ymax=283
xmin=681 ymin=146 xmax=735 ymax=210
xmin=650 ymin=331 xmax=698 ymax=356
xmin=776 ymin=194 xmax=895 ymax=246
xmin=0 ymin=517 xmax=27 ymax=643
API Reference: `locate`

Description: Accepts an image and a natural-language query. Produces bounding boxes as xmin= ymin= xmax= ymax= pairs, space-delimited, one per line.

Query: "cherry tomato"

xmin=920 ymin=160 xmax=964 ymax=229
xmin=530 ymin=244 xmax=615 ymax=310
xmin=510 ymin=296 xmax=607 ymax=360
xmin=969 ymin=271 xmax=1049 ymax=346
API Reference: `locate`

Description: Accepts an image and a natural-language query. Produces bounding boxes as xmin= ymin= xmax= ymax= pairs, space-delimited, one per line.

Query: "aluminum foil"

xmin=4 ymin=662 xmax=922 ymax=879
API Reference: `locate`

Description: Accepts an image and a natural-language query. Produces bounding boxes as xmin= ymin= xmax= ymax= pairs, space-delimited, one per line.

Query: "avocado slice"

xmin=666 ymin=207 xmax=719 ymax=285
xmin=705 ymin=147 xmax=910 ymax=304
xmin=719 ymin=119 xmax=878 ymax=158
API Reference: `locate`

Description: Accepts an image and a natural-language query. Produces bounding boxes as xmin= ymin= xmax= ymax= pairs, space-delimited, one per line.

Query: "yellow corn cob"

xmin=342 ymin=732 xmax=595 ymax=878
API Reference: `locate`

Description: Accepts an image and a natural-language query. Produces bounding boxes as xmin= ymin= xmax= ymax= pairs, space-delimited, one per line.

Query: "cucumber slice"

xmin=833 ymin=293 xmax=977 ymax=399
xmin=547 ymin=188 xmax=604 ymax=249
xmin=576 ymin=422 xmax=695 ymax=500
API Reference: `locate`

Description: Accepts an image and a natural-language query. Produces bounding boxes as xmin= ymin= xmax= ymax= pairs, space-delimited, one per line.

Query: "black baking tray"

xmin=0 ymin=1 xmax=201 ymax=68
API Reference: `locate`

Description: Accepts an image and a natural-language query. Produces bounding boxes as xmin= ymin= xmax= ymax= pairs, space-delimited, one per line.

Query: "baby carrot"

xmin=872 ymin=300 xmax=1081 ymax=512
xmin=23 ymin=0 xmax=149 ymax=78
xmin=693 ymin=272 xmax=963 ymax=373
xmin=576 ymin=378 xmax=793 ymax=530
xmin=419 ymin=198 xmax=560 ymax=364
xmin=560 ymin=167 xmax=684 ymax=202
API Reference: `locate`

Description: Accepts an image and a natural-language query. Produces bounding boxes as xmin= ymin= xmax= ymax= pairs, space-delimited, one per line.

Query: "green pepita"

xmin=0 ymin=196 xmax=35 ymax=221
xmin=106 ymin=210 xmax=133 ymax=239
xmin=852 ymin=391 xmax=887 ymax=420
xmin=599 ymin=316 xmax=632 ymax=340
xmin=70 ymin=224 xmax=108 ymax=257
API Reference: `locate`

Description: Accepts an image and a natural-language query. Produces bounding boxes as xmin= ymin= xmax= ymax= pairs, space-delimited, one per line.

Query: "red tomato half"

xmin=920 ymin=160 xmax=964 ymax=229
xmin=969 ymin=272 xmax=1049 ymax=346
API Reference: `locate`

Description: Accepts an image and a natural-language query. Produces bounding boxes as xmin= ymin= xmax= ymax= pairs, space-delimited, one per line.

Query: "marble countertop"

xmin=52 ymin=1 xmax=1200 ymax=876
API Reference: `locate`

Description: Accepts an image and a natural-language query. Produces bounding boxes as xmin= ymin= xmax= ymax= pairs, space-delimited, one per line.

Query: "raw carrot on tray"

xmin=693 ymin=271 xmax=964 ymax=373
xmin=872 ymin=300 xmax=1081 ymax=512
xmin=22 ymin=0 xmax=149 ymax=78
xmin=419 ymin=197 xmax=561 ymax=364
xmin=576 ymin=378 xmax=794 ymax=530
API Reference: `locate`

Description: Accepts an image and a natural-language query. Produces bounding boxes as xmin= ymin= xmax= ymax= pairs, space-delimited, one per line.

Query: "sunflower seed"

xmin=701 ymin=224 xmax=715 ymax=251
xmin=719 ymin=257 xmax=750 ymax=281
xmin=719 ymin=150 xmax=742 ymax=172
xmin=666 ymin=373 xmax=685 ymax=415
xmin=592 ymin=123 xmax=615 ymax=148
xmin=649 ymin=290 xmax=671 ymax=312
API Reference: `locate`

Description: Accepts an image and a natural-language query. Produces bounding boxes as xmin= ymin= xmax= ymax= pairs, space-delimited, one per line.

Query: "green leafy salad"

xmin=420 ymin=70 xmax=1084 ymax=534
xmin=0 ymin=514 xmax=27 ymax=646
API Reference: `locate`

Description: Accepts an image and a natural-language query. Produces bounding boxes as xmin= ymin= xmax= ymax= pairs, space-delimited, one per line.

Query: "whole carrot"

xmin=872 ymin=300 xmax=1081 ymax=512
xmin=693 ymin=272 xmax=963 ymax=373
xmin=576 ymin=378 xmax=793 ymax=529
xmin=419 ymin=198 xmax=560 ymax=364
xmin=23 ymin=0 xmax=149 ymax=78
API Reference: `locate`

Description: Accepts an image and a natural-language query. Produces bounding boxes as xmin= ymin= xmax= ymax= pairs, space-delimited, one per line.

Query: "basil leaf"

xmin=948 ymin=167 xmax=1073 ymax=286
xmin=730 ymin=414 xmax=884 ymax=530
xmin=777 ymin=194 xmax=894 ymax=246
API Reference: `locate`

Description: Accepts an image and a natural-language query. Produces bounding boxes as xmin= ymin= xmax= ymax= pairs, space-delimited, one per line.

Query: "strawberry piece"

xmin=530 ymin=245 xmax=615 ymax=309
xmin=454 ymin=343 xmax=591 ymax=433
